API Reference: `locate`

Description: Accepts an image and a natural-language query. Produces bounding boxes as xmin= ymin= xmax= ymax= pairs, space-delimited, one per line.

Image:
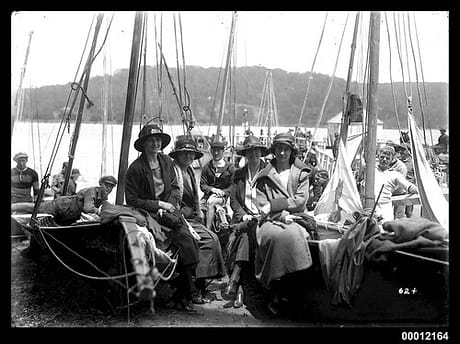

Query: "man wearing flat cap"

xmin=11 ymin=152 xmax=40 ymax=203
xmin=125 ymin=123 xmax=200 ymax=312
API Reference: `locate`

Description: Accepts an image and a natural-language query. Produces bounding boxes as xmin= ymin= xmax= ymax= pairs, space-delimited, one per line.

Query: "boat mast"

xmin=216 ymin=11 xmax=237 ymax=137
xmin=62 ymin=14 xmax=104 ymax=195
xmin=363 ymin=11 xmax=380 ymax=210
xmin=339 ymin=12 xmax=360 ymax=145
xmin=12 ymin=30 xmax=34 ymax=138
xmin=115 ymin=12 xmax=145 ymax=205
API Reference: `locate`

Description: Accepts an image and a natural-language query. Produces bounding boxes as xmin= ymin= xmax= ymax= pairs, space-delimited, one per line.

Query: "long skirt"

xmin=226 ymin=221 xmax=257 ymax=273
xmin=255 ymin=221 xmax=312 ymax=289
xmin=188 ymin=219 xmax=227 ymax=279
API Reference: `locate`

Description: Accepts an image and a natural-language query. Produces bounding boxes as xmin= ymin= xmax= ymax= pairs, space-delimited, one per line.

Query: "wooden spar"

xmin=339 ymin=12 xmax=360 ymax=145
xmin=115 ymin=12 xmax=144 ymax=205
xmin=363 ymin=12 xmax=380 ymax=210
xmin=12 ymin=30 xmax=34 ymax=137
xmin=62 ymin=14 xmax=104 ymax=195
xmin=266 ymin=72 xmax=273 ymax=146
xmin=216 ymin=11 xmax=237 ymax=137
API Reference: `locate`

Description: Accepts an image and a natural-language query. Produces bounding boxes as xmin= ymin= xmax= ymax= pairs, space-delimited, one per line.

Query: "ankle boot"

xmin=225 ymin=264 xmax=241 ymax=295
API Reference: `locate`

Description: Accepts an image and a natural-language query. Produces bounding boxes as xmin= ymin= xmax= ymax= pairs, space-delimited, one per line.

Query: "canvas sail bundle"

xmin=314 ymin=140 xmax=363 ymax=221
xmin=408 ymin=112 xmax=448 ymax=232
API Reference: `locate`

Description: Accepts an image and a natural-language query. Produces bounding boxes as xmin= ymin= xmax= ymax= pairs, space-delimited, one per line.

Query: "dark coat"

xmin=125 ymin=153 xmax=181 ymax=210
xmin=125 ymin=152 xmax=198 ymax=267
xmin=230 ymin=161 xmax=266 ymax=224
xmin=200 ymin=159 xmax=235 ymax=198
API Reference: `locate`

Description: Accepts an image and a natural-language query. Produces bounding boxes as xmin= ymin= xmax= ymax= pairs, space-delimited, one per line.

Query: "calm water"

xmin=11 ymin=121 xmax=444 ymax=204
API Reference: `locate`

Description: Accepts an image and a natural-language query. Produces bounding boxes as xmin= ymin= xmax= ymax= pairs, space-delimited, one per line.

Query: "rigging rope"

xmin=297 ymin=12 xmax=328 ymax=131
xmin=393 ymin=12 xmax=408 ymax=99
xmin=384 ymin=12 xmax=403 ymax=139
xmin=305 ymin=13 xmax=349 ymax=161
xmin=401 ymin=13 xmax=413 ymax=98
xmin=407 ymin=12 xmax=429 ymax=148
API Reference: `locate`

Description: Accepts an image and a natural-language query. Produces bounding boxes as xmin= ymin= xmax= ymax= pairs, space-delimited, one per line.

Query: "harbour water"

xmin=11 ymin=121 xmax=445 ymax=204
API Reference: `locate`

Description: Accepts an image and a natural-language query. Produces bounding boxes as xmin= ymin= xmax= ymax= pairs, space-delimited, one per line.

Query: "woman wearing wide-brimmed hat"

xmin=125 ymin=124 xmax=200 ymax=312
xmin=225 ymin=135 xmax=268 ymax=308
xmin=199 ymin=134 xmax=235 ymax=231
xmin=252 ymin=132 xmax=313 ymax=315
xmin=169 ymin=135 xmax=227 ymax=304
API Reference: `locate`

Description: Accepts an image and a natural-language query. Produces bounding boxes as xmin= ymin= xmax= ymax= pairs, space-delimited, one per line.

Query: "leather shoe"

xmin=191 ymin=293 xmax=206 ymax=304
xmin=233 ymin=285 xmax=244 ymax=308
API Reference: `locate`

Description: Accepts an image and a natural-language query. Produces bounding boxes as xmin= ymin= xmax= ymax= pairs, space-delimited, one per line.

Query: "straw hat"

xmin=169 ymin=135 xmax=203 ymax=160
xmin=236 ymin=135 xmax=268 ymax=156
xmin=134 ymin=124 xmax=171 ymax=152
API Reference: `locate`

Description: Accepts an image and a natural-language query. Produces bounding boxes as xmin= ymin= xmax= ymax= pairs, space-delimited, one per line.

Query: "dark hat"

xmin=440 ymin=128 xmax=446 ymax=132
xmin=134 ymin=124 xmax=171 ymax=152
xmin=169 ymin=135 xmax=204 ymax=160
xmin=209 ymin=134 xmax=226 ymax=149
xmin=269 ymin=132 xmax=298 ymax=155
xmin=71 ymin=168 xmax=81 ymax=176
xmin=99 ymin=175 xmax=118 ymax=186
xmin=13 ymin=152 xmax=28 ymax=162
xmin=236 ymin=135 xmax=268 ymax=156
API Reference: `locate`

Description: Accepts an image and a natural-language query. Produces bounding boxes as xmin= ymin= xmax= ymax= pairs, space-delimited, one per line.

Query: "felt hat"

xmin=169 ymin=135 xmax=204 ymax=160
xmin=236 ymin=135 xmax=268 ymax=156
xmin=99 ymin=175 xmax=118 ymax=186
xmin=134 ymin=124 xmax=171 ymax=152
xmin=71 ymin=168 xmax=81 ymax=177
xmin=209 ymin=134 xmax=225 ymax=149
xmin=269 ymin=132 xmax=298 ymax=155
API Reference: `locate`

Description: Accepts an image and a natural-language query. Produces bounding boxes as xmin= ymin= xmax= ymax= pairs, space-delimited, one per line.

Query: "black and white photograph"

xmin=11 ymin=11 xmax=449 ymax=332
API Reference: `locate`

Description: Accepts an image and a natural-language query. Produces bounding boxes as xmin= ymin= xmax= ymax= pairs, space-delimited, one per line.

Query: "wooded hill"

xmin=19 ymin=65 xmax=448 ymax=130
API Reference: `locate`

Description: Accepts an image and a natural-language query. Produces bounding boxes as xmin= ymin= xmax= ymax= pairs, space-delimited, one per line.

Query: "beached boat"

xmin=11 ymin=12 xmax=175 ymax=311
xmin=300 ymin=12 xmax=449 ymax=324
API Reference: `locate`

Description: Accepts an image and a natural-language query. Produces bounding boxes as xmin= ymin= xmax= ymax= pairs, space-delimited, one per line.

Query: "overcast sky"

xmin=11 ymin=11 xmax=448 ymax=90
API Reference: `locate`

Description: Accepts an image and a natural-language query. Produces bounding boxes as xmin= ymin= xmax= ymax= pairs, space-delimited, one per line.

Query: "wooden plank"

xmin=119 ymin=215 xmax=154 ymax=301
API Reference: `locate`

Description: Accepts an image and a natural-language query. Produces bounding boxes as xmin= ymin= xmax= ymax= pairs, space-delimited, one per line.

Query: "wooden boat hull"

xmin=304 ymin=237 xmax=448 ymax=324
xmin=11 ymin=215 xmax=142 ymax=307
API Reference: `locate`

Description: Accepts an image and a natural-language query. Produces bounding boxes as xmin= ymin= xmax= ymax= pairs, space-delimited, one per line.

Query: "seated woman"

xmin=253 ymin=132 xmax=313 ymax=315
xmin=125 ymin=124 xmax=200 ymax=312
xmin=200 ymin=134 xmax=235 ymax=232
xmin=169 ymin=136 xmax=227 ymax=304
xmin=11 ymin=175 xmax=118 ymax=225
xmin=227 ymin=135 xmax=267 ymax=308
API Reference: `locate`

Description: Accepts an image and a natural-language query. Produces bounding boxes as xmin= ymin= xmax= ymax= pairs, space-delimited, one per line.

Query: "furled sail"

xmin=314 ymin=140 xmax=363 ymax=221
xmin=408 ymin=112 xmax=449 ymax=232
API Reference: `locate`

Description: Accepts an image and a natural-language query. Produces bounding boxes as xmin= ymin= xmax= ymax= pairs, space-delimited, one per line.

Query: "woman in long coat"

xmin=226 ymin=135 xmax=267 ymax=307
xmin=169 ymin=136 xmax=227 ymax=303
xmin=125 ymin=124 xmax=200 ymax=312
xmin=253 ymin=132 xmax=313 ymax=315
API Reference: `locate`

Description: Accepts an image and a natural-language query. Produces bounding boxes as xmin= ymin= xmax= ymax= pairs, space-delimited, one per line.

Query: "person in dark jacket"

xmin=200 ymin=134 xmax=235 ymax=231
xmin=11 ymin=175 xmax=118 ymax=224
xmin=125 ymin=124 xmax=200 ymax=312
xmin=169 ymin=135 xmax=227 ymax=304
xmin=227 ymin=135 xmax=267 ymax=308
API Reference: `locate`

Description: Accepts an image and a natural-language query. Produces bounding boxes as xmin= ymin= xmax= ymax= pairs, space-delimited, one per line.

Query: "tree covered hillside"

xmin=19 ymin=66 xmax=448 ymax=130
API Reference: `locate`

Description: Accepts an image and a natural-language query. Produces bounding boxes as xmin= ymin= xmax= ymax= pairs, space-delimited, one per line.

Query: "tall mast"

xmin=363 ymin=11 xmax=380 ymax=210
xmin=115 ymin=12 xmax=145 ymax=205
xmin=339 ymin=12 xmax=360 ymax=145
xmin=12 ymin=30 xmax=34 ymax=137
xmin=216 ymin=11 xmax=237 ymax=137
xmin=62 ymin=14 xmax=104 ymax=195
